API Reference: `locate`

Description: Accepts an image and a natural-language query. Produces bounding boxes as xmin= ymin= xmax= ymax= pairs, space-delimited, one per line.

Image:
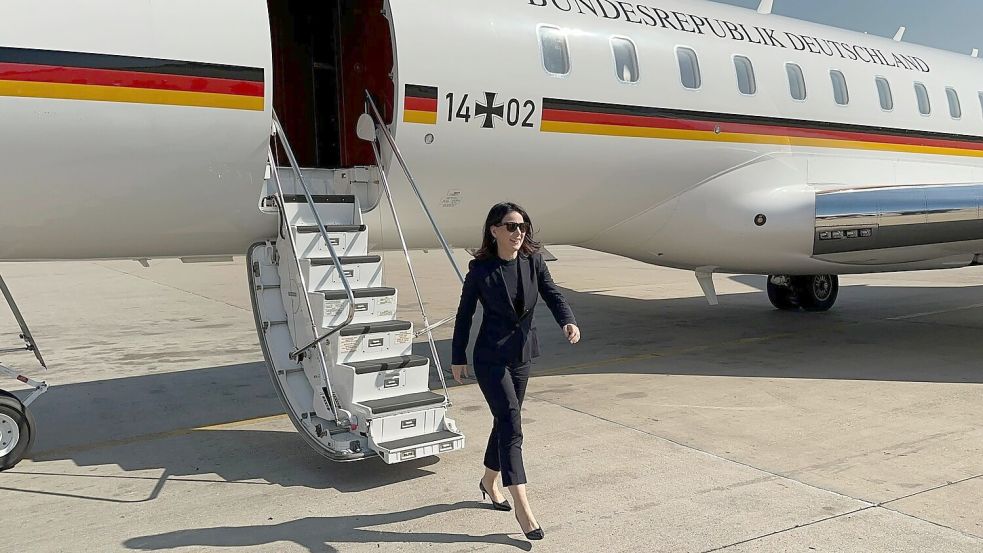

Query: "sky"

xmin=708 ymin=0 xmax=981 ymax=56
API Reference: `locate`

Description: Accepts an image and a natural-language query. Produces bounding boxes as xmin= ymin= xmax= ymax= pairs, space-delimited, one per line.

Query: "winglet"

xmin=757 ymin=0 xmax=773 ymax=14
xmin=893 ymin=26 xmax=906 ymax=42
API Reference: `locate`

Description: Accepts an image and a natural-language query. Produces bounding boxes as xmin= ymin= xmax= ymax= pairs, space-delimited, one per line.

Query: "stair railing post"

xmin=369 ymin=140 xmax=451 ymax=404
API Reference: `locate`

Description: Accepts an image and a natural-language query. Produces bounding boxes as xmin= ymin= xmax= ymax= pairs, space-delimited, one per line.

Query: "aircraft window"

xmin=830 ymin=70 xmax=849 ymax=105
xmin=610 ymin=37 xmax=639 ymax=83
xmin=676 ymin=47 xmax=701 ymax=90
xmin=734 ymin=56 xmax=756 ymax=95
xmin=914 ymin=83 xmax=931 ymax=115
xmin=946 ymin=88 xmax=962 ymax=119
xmin=786 ymin=63 xmax=806 ymax=100
xmin=875 ymin=77 xmax=894 ymax=111
xmin=538 ymin=26 xmax=570 ymax=76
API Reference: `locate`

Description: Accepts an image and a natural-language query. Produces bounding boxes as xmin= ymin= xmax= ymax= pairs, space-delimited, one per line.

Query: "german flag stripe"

xmin=0 ymin=47 xmax=263 ymax=82
xmin=404 ymin=84 xmax=438 ymax=125
xmin=541 ymin=98 xmax=983 ymax=158
xmin=0 ymin=47 xmax=264 ymax=111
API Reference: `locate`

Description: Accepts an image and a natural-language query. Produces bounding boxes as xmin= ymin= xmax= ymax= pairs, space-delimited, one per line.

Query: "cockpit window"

xmin=538 ymin=26 xmax=570 ymax=76
xmin=676 ymin=47 xmax=701 ymax=90
xmin=611 ymin=37 xmax=639 ymax=83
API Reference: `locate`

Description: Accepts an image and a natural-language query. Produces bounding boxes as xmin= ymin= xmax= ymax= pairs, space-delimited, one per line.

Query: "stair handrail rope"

xmin=271 ymin=111 xmax=360 ymax=362
xmin=370 ymin=140 xmax=451 ymax=404
xmin=364 ymin=92 xmax=465 ymax=285
xmin=267 ymin=149 xmax=340 ymax=422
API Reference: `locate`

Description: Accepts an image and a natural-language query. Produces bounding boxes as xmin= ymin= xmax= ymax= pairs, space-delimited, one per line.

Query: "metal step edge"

xmin=295 ymin=225 xmax=366 ymax=233
xmin=307 ymin=255 xmax=381 ymax=266
xmin=375 ymin=430 xmax=463 ymax=452
xmin=281 ymin=194 xmax=355 ymax=204
xmin=344 ymin=354 xmax=429 ymax=375
xmin=354 ymin=391 xmax=446 ymax=416
xmin=320 ymin=287 xmax=396 ymax=301
xmin=339 ymin=320 xmax=412 ymax=337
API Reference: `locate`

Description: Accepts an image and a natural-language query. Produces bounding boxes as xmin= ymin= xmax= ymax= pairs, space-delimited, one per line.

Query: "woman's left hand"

xmin=564 ymin=324 xmax=581 ymax=344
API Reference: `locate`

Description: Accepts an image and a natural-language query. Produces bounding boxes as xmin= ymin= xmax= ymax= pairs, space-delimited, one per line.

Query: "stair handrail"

xmin=368 ymin=139 xmax=452 ymax=405
xmin=364 ymin=93 xmax=465 ymax=285
xmin=270 ymin=111 xmax=359 ymax=360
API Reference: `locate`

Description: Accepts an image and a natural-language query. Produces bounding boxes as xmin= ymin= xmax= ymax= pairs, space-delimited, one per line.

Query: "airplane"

xmin=2 ymin=0 xmax=982 ymax=470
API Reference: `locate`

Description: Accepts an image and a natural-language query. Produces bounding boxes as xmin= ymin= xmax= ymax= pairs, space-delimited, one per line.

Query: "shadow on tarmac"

xmin=123 ymin=501 xmax=533 ymax=552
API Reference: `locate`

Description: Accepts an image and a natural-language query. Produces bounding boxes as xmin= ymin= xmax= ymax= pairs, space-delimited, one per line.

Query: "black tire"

xmin=0 ymin=395 xmax=35 ymax=472
xmin=766 ymin=276 xmax=799 ymax=310
xmin=796 ymin=275 xmax=839 ymax=312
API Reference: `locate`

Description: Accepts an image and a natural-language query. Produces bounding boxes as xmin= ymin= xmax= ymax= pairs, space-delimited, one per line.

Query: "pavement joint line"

xmin=701 ymin=505 xmax=876 ymax=553
xmin=885 ymin=302 xmax=983 ymax=321
xmin=525 ymin=392 xmax=873 ymax=507
xmin=528 ymin=395 xmax=983 ymax=549
xmin=92 ymin=261 xmax=252 ymax=313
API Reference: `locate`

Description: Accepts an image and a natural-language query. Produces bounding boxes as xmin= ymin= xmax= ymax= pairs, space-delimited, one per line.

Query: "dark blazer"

xmin=452 ymin=252 xmax=576 ymax=367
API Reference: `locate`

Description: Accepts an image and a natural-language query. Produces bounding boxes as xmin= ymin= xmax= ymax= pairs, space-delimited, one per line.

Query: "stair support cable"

xmin=364 ymin=92 xmax=465 ymax=285
xmin=369 ymin=140 xmax=452 ymax=405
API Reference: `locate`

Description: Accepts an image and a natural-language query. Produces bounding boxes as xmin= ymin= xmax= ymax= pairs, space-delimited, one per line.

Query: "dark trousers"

xmin=474 ymin=362 xmax=530 ymax=487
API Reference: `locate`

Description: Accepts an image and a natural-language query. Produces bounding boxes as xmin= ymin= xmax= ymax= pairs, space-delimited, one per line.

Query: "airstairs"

xmin=247 ymin=106 xmax=465 ymax=463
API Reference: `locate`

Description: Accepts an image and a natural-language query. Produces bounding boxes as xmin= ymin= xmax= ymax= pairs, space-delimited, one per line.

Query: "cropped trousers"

xmin=474 ymin=361 xmax=530 ymax=487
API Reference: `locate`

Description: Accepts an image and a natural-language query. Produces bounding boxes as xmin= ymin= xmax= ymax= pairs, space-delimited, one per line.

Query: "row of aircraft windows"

xmin=538 ymin=26 xmax=983 ymax=122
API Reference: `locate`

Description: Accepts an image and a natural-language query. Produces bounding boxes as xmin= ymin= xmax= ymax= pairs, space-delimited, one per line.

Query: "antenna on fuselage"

xmin=757 ymin=0 xmax=773 ymax=15
xmin=893 ymin=26 xmax=906 ymax=41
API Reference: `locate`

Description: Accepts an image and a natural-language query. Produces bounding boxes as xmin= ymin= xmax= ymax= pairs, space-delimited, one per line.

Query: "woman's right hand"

xmin=451 ymin=364 xmax=469 ymax=384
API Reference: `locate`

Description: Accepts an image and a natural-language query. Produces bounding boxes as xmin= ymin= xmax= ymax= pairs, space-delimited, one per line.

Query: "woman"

xmin=451 ymin=202 xmax=580 ymax=541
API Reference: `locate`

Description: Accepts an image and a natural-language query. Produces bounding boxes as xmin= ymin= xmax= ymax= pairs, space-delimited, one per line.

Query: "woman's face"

xmin=490 ymin=210 xmax=526 ymax=254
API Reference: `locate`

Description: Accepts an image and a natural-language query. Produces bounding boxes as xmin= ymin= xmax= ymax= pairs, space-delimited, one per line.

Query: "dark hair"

xmin=474 ymin=202 xmax=542 ymax=260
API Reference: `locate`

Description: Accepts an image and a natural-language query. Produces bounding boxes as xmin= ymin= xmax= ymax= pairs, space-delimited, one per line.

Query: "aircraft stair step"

xmin=336 ymin=319 xmax=413 ymax=363
xmin=374 ymin=429 xmax=465 ymax=464
xmin=313 ymin=287 xmax=397 ymax=327
xmin=347 ymin=354 xmax=428 ymax=375
xmin=356 ymin=390 xmax=445 ymax=416
xmin=293 ymin=225 xmax=368 ymax=258
xmin=281 ymin=195 xmax=358 ymax=227
xmin=301 ymin=255 xmax=383 ymax=291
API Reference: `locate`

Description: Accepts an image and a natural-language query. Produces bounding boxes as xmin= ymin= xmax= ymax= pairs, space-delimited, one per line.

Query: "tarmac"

xmin=0 ymin=246 xmax=981 ymax=552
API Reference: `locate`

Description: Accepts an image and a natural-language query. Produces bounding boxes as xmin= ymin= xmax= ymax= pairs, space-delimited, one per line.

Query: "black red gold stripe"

xmin=404 ymin=84 xmax=438 ymax=125
xmin=0 ymin=47 xmax=264 ymax=111
xmin=541 ymin=98 xmax=983 ymax=158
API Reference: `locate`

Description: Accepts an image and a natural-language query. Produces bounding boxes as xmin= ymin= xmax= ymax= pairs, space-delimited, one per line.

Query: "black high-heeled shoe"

xmin=479 ymin=480 xmax=512 ymax=511
xmin=516 ymin=515 xmax=544 ymax=541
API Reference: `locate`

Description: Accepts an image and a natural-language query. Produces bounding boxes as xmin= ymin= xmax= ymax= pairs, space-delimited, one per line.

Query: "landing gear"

xmin=767 ymin=275 xmax=839 ymax=312
xmin=0 ymin=391 xmax=35 ymax=471
xmin=0 ymin=273 xmax=49 ymax=471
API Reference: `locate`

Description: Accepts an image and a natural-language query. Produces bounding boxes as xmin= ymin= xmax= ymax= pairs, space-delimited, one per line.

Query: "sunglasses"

xmin=497 ymin=221 xmax=529 ymax=233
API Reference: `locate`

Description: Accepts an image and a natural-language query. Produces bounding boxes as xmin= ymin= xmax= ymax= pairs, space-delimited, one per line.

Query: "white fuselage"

xmin=2 ymin=0 xmax=982 ymax=276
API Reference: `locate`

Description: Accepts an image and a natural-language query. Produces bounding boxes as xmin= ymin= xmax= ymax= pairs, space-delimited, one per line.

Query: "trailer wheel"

xmin=0 ymin=395 xmax=35 ymax=471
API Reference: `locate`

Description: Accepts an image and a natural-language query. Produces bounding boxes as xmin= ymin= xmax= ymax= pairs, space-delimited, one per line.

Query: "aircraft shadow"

xmin=427 ymin=278 xmax=983 ymax=387
xmin=123 ymin=501 xmax=532 ymax=553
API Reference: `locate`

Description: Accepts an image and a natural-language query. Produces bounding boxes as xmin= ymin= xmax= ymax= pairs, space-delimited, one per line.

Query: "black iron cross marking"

xmin=475 ymin=92 xmax=504 ymax=129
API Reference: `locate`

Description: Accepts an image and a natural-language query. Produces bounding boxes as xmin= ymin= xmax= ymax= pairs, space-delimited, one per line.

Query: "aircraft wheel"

xmin=795 ymin=275 xmax=839 ymax=312
xmin=766 ymin=275 xmax=798 ymax=310
xmin=0 ymin=395 xmax=35 ymax=472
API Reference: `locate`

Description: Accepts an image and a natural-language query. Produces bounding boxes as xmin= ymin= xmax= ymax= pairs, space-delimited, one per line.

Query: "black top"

xmin=452 ymin=253 xmax=576 ymax=367
xmin=498 ymin=257 xmax=524 ymax=315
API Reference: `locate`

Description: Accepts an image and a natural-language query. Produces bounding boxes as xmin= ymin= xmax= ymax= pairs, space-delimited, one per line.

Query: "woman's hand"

xmin=451 ymin=364 xmax=469 ymax=384
xmin=564 ymin=324 xmax=581 ymax=344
